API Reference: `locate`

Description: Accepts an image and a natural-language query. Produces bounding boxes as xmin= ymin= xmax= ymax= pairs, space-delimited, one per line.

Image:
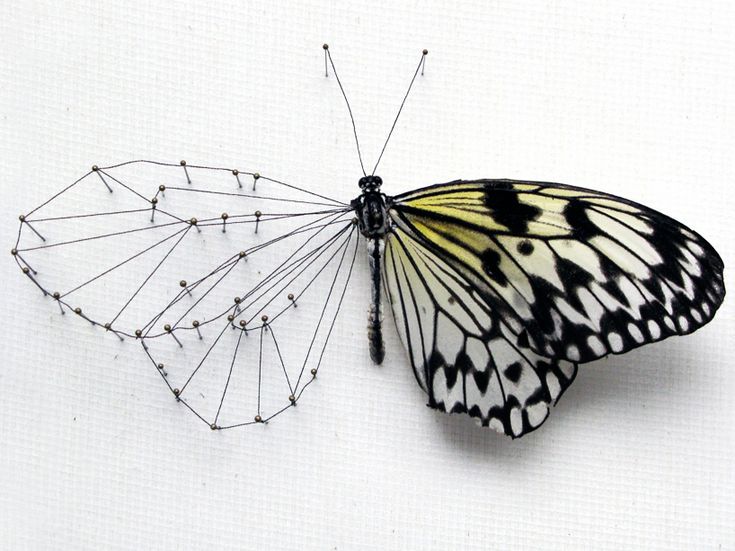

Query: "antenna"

xmin=323 ymin=44 xmax=367 ymax=177
xmin=371 ymin=49 xmax=428 ymax=176
xmin=323 ymin=45 xmax=429 ymax=178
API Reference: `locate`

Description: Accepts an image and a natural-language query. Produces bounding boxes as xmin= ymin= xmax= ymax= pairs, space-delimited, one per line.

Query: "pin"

xmin=164 ymin=323 xmax=183 ymax=347
xmin=92 ymin=165 xmax=113 ymax=193
xmin=232 ymin=169 xmax=242 ymax=189
xmin=239 ymin=319 xmax=247 ymax=334
xmin=189 ymin=217 xmax=201 ymax=233
xmin=12 ymin=249 xmax=38 ymax=275
xmin=104 ymin=322 xmax=124 ymax=341
xmin=157 ymin=362 xmax=168 ymax=377
xmin=180 ymin=160 xmax=191 ymax=184
xmin=52 ymin=291 xmax=65 ymax=315
xmin=173 ymin=388 xmax=181 ymax=401
xmin=323 ymin=43 xmax=329 ymax=77
xmin=150 ymin=197 xmax=158 ymax=222
xmin=254 ymin=414 xmax=262 ymax=423
xmin=210 ymin=423 xmax=218 ymax=431
xmin=22 ymin=266 xmax=47 ymax=295
xmin=221 ymin=212 xmax=228 ymax=232
xmin=19 ymin=215 xmax=46 ymax=242
xmin=287 ymin=293 xmax=297 ymax=307
xmin=73 ymin=306 xmax=95 ymax=325
xmin=192 ymin=320 xmax=203 ymax=339
xmin=254 ymin=210 xmax=262 ymax=234
xmin=310 ymin=368 xmax=317 ymax=378
xmin=158 ymin=184 xmax=166 ymax=197
xmin=289 ymin=394 xmax=296 ymax=404
xmin=179 ymin=279 xmax=191 ymax=296
xmin=252 ymin=172 xmax=260 ymax=190
xmin=421 ymin=49 xmax=428 ymax=76
xmin=238 ymin=251 xmax=247 ymax=262
xmin=227 ymin=314 xmax=235 ymax=328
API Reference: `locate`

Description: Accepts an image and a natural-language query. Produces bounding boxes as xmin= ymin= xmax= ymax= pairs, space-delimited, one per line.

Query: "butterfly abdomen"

xmin=368 ymin=236 xmax=386 ymax=364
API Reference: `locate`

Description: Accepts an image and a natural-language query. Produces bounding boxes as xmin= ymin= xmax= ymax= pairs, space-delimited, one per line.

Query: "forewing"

xmin=383 ymin=225 xmax=577 ymax=437
xmin=389 ymin=180 xmax=725 ymax=363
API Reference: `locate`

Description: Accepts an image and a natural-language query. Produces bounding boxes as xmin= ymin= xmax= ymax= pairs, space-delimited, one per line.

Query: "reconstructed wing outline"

xmin=384 ymin=179 xmax=725 ymax=436
xmin=12 ymin=160 xmax=359 ymax=429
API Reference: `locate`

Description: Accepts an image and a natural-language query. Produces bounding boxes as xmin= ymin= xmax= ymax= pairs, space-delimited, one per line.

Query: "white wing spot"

xmin=525 ymin=402 xmax=548 ymax=428
xmin=545 ymin=372 xmax=562 ymax=401
xmin=664 ymin=316 xmax=676 ymax=331
xmin=587 ymin=335 xmax=606 ymax=356
xmin=607 ymin=332 xmax=624 ymax=352
xmin=488 ymin=418 xmax=504 ymax=434
xmin=702 ymin=302 xmax=711 ymax=316
xmin=566 ymin=344 xmax=580 ymax=361
xmin=510 ymin=407 xmax=523 ymax=436
xmin=686 ymin=239 xmax=704 ymax=256
xmin=647 ymin=319 xmax=661 ymax=339
xmin=627 ymin=323 xmax=644 ymax=344
xmin=678 ymin=316 xmax=690 ymax=332
xmin=690 ymin=308 xmax=703 ymax=323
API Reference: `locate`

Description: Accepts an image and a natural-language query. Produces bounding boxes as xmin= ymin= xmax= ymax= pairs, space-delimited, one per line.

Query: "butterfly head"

xmin=358 ymin=175 xmax=383 ymax=191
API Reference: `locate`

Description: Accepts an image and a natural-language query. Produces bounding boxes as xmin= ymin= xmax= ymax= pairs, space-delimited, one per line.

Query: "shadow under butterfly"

xmin=12 ymin=46 xmax=725 ymax=437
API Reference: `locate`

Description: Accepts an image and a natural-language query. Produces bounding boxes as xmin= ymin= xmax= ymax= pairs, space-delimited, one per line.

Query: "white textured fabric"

xmin=1 ymin=1 xmax=733 ymax=549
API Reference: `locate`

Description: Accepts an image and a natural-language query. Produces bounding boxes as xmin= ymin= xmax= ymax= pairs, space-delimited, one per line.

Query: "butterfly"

xmin=12 ymin=46 xmax=725 ymax=437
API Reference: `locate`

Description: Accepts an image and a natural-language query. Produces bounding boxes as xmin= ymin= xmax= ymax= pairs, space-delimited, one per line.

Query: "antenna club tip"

xmin=423 ymin=49 xmax=428 ymax=55
xmin=323 ymin=43 xmax=329 ymax=50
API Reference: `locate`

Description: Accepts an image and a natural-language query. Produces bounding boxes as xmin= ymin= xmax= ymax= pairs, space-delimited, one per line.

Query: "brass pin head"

xmin=157 ymin=363 xmax=164 ymax=369
xmin=159 ymin=184 xmax=166 ymax=192
xmin=135 ymin=329 xmax=142 ymax=337
xmin=192 ymin=320 xmax=200 ymax=327
xmin=10 ymin=248 xmax=17 ymax=256
xmin=310 ymin=368 xmax=317 ymax=376
xmin=179 ymin=280 xmax=187 ymax=287
xmin=92 ymin=165 xmax=99 ymax=171
xmin=261 ymin=315 xmax=268 ymax=322
xmin=227 ymin=314 xmax=235 ymax=322
xmin=239 ymin=320 xmax=246 ymax=327
xmin=232 ymin=169 xmax=239 ymax=175
xmin=52 ymin=291 xmax=60 ymax=299
xmin=221 ymin=213 xmax=228 ymax=220
xmin=22 ymin=267 xmax=29 ymax=274
xmin=254 ymin=415 xmax=262 ymax=423
xmin=74 ymin=307 xmax=82 ymax=315
xmin=164 ymin=324 xmax=172 ymax=332
xmin=180 ymin=160 xmax=187 ymax=166
xmin=189 ymin=218 xmax=198 ymax=225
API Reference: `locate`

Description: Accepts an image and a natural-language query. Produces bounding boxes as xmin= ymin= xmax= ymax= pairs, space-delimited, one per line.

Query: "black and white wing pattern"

xmin=384 ymin=179 xmax=725 ymax=437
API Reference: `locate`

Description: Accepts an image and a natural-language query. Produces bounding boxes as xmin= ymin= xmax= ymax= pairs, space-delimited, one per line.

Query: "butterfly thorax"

xmin=352 ymin=175 xmax=390 ymax=237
